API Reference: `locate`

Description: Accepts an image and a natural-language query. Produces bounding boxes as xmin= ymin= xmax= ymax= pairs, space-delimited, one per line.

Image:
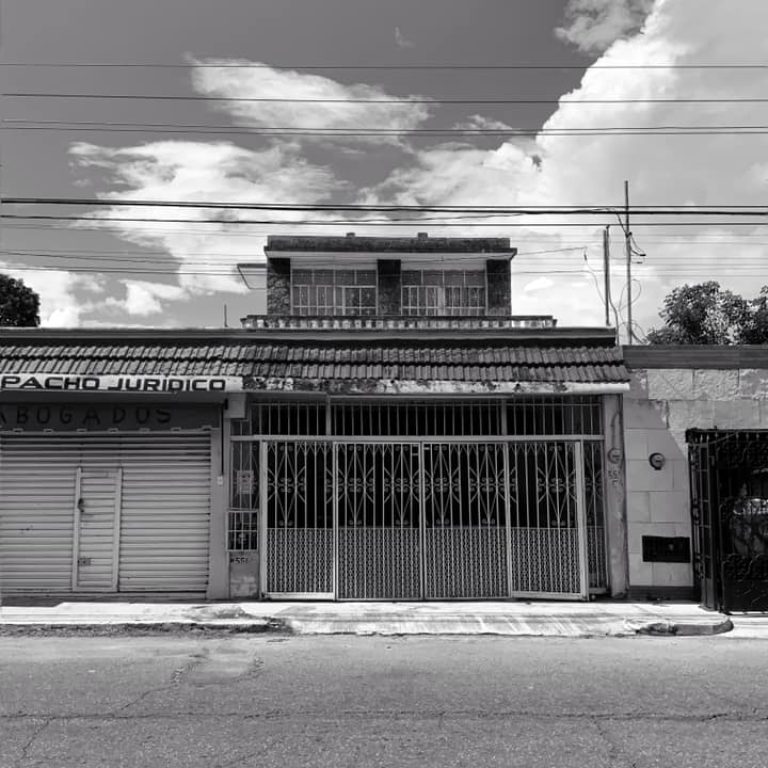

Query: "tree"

xmin=0 ymin=275 xmax=40 ymax=327
xmin=646 ymin=281 xmax=768 ymax=345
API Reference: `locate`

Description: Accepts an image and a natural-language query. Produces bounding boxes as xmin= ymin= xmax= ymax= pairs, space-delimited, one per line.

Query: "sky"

xmin=2 ymin=0 xmax=768 ymax=336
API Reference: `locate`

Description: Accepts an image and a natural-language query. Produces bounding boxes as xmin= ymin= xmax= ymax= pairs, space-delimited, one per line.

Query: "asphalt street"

xmin=1 ymin=633 xmax=767 ymax=767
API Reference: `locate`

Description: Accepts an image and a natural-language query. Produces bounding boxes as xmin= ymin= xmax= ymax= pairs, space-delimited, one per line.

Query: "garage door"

xmin=0 ymin=433 xmax=211 ymax=593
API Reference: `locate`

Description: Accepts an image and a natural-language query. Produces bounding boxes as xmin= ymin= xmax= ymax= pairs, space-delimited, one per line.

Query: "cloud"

xmin=454 ymin=115 xmax=513 ymax=132
xmin=523 ymin=277 xmax=555 ymax=293
xmin=188 ymin=57 xmax=431 ymax=143
xmin=364 ymin=0 xmax=768 ymax=333
xmin=556 ymin=0 xmax=654 ymax=53
xmin=394 ymin=26 xmax=414 ymax=49
xmin=0 ymin=265 xmax=104 ymax=327
xmin=104 ymin=280 xmax=188 ymax=317
xmin=70 ymin=139 xmax=347 ymax=298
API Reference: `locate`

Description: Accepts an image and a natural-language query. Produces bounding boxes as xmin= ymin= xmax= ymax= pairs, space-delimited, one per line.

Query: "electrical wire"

xmin=6 ymin=198 xmax=768 ymax=215
xmin=6 ymin=62 xmax=768 ymax=70
xmin=7 ymin=92 xmax=768 ymax=105
xmin=7 ymin=214 xmax=768 ymax=227
xmin=9 ymin=121 xmax=768 ymax=137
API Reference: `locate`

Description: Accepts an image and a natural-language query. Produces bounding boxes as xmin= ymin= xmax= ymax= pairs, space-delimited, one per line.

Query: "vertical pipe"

xmin=419 ymin=442 xmax=426 ymax=600
xmin=258 ymin=441 xmax=268 ymax=597
xmin=332 ymin=442 xmax=339 ymax=600
xmin=574 ymin=441 xmax=590 ymax=599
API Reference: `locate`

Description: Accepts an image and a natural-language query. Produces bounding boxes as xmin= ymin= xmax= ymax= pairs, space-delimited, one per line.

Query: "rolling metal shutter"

xmin=0 ymin=433 xmax=211 ymax=593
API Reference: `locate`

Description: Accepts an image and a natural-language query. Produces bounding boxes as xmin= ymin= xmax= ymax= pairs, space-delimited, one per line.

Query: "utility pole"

xmin=602 ymin=226 xmax=611 ymax=327
xmin=624 ymin=180 xmax=634 ymax=344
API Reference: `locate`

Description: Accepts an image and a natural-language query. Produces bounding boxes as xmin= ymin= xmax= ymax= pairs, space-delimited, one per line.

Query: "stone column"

xmin=486 ymin=259 xmax=511 ymax=315
xmin=377 ymin=259 xmax=401 ymax=316
xmin=267 ymin=257 xmax=291 ymax=315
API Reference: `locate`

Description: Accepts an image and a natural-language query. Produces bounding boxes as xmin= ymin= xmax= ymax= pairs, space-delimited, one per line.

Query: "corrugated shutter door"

xmin=118 ymin=435 xmax=211 ymax=591
xmin=0 ymin=437 xmax=77 ymax=591
xmin=0 ymin=433 xmax=211 ymax=593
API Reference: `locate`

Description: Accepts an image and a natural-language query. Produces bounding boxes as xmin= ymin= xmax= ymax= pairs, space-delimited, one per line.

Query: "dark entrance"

xmin=688 ymin=430 xmax=768 ymax=612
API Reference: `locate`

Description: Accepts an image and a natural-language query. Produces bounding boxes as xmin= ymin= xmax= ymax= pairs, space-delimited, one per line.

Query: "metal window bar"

xmin=228 ymin=441 xmax=259 ymax=551
xmin=291 ymin=268 xmax=377 ymax=316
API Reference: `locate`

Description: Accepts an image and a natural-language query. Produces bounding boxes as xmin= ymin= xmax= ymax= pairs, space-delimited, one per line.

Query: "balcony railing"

xmin=240 ymin=314 xmax=557 ymax=331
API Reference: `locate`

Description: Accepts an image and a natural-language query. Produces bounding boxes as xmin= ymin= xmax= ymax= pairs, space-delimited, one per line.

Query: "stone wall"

xmin=377 ymin=259 xmax=401 ymax=315
xmin=623 ymin=362 xmax=768 ymax=597
xmin=486 ymin=259 xmax=512 ymax=315
xmin=266 ymin=258 xmax=291 ymax=316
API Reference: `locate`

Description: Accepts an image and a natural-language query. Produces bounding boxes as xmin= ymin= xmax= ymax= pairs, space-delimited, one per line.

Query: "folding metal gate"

xmin=261 ymin=438 xmax=600 ymax=600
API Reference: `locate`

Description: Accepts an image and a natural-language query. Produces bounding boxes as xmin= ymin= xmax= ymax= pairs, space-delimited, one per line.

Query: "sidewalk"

xmin=0 ymin=599 xmax=741 ymax=637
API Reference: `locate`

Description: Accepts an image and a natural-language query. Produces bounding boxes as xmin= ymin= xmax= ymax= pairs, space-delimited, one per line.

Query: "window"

xmin=401 ymin=270 xmax=486 ymax=316
xmin=291 ymin=268 xmax=377 ymax=316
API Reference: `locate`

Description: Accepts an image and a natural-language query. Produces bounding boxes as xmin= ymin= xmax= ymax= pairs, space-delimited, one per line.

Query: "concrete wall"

xmin=624 ymin=365 xmax=768 ymax=597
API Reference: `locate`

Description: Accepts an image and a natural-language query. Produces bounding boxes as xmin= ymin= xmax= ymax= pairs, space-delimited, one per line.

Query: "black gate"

xmin=688 ymin=430 xmax=768 ymax=612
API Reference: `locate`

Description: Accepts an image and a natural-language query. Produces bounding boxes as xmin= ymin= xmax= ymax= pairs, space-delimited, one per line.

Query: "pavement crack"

xmin=14 ymin=718 xmax=50 ymax=768
xmin=592 ymin=717 xmax=636 ymax=768
xmin=111 ymin=652 xmax=207 ymax=714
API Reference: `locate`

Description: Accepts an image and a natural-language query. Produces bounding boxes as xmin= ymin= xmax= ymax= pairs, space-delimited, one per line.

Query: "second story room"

xmin=260 ymin=232 xmax=518 ymax=318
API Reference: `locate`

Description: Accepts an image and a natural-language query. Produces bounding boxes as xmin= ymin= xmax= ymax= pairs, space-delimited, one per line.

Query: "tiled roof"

xmin=0 ymin=341 xmax=628 ymax=387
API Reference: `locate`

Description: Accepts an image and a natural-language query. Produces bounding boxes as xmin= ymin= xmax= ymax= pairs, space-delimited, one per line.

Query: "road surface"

xmin=1 ymin=633 xmax=766 ymax=767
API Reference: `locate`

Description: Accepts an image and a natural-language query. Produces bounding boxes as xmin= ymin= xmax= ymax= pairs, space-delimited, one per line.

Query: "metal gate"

xmin=264 ymin=441 xmax=334 ymax=598
xmin=262 ymin=438 xmax=597 ymax=600
xmin=688 ymin=430 xmax=768 ymax=612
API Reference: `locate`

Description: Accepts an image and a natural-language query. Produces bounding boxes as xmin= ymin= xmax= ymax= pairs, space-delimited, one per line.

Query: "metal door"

xmin=336 ymin=442 xmax=421 ymax=599
xmin=422 ymin=443 xmax=509 ymax=598
xmin=262 ymin=438 xmax=591 ymax=600
xmin=264 ymin=441 xmax=334 ymax=597
xmin=72 ymin=467 xmax=122 ymax=591
xmin=507 ymin=441 xmax=589 ymax=599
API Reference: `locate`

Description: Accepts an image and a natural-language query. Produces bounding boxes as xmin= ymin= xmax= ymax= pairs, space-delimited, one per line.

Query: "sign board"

xmin=0 ymin=403 xmax=221 ymax=432
xmin=0 ymin=375 xmax=243 ymax=393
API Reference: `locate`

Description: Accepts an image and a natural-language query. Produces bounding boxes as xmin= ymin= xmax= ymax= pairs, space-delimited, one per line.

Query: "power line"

xmin=6 ymin=214 xmax=768 ymax=228
xmin=6 ymin=92 xmax=768 ymax=105
xmin=6 ymin=197 xmax=768 ymax=214
xmin=9 ymin=121 xmax=768 ymax=137
xmin=5 ymin=62 xmax=768 ymax=70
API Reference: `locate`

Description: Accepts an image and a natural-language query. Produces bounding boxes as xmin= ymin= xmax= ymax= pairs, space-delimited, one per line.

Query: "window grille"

xmin=507 ymin=396 xmax=603 ymax=436
xmin=228 ymin=511 xmax=258 ymax=551
xmin=291 ymin=268 xmax=377 ymax=316
xmin=229 ymin=441 xmax=260 ymax=550
xmin=401 ymin=270 xmax=486 ymax=316
xmin=232 ymin=402 xmax=327 ymax=437
xmin=332 ymin=400 xmax=504 ymax=436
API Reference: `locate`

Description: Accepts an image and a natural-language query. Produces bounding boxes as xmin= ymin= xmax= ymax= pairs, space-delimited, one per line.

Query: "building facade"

xmin=622 ymin=345 xmax=768 ymax=611
xmin=0 ymin=234 xmax=635 ymax=601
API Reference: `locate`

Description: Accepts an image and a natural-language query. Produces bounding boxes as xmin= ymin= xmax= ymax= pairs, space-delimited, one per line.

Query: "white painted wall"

xmin=625 ymin=368 xmax=768 ymax=590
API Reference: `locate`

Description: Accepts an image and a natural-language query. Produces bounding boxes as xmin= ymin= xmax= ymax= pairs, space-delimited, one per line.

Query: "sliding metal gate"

xmin=262 ymin=438 xmax=600 ymax=600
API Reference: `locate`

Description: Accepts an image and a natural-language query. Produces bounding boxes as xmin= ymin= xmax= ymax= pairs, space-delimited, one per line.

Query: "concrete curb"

xmin=0 ymin=619 xmax=286 ymax=635
xmin=0 ymin=603 xmax=735 ymax=638
xmin=623 ymin=618 xmax=734 ymax=636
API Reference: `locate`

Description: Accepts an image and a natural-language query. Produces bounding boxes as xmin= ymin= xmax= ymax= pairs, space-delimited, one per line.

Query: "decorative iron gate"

xmin=422 ymin=443 xmax=509 ymax=598
xmin=260 ymin=438 xmax=601 ymax=600
xmin=688 ymin=430 xmax=768 ymax=612
xmin=265 ymin=441 xmax=334 ymax=597
xmin=336 ymin=443 xmax=421 ymax=599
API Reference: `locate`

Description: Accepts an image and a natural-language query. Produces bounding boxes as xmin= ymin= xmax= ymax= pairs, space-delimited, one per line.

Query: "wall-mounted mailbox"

xmin=642 ymin=536 xmax=691 ymax=563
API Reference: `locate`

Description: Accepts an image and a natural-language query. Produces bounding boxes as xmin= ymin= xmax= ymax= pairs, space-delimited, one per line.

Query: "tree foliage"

xmin=646 ymin=281 xmax=768 ymax=345
xmin=0 ymin=275 xmax=40 ymax=327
